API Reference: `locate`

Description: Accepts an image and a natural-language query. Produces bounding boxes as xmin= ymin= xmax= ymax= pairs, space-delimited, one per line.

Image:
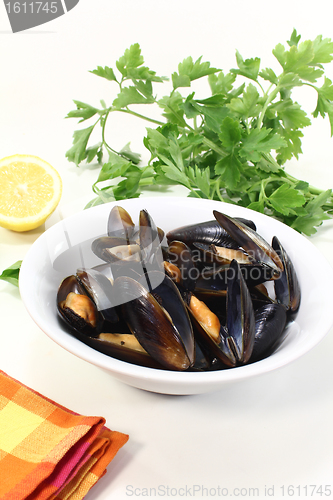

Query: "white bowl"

xmin=19 ymin=197 xmax=333 ymax=395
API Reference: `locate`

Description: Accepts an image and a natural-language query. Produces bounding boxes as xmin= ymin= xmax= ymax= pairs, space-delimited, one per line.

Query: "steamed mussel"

xmin=56 ymin=205 xmax=301 ymax=372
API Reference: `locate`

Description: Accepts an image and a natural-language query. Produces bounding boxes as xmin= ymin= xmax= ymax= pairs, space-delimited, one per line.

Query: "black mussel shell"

xmin=89 ymin=332 xmax=165 ymax=369
xmin=141 ymin=270 xmax=195 ymax=363
xmin=250 ymin=284 xmax=274 ymax=310
xmin=167 ymin=240 xmax=198 ymax=291
xmin=57 ymin=275 xmax=101 ymax=337
xmin=76 ymin=268 xmax=118 ymax=324
xmin=92 ymin=236 xmax=141 ymax=264
xmin=114 ymin=272 xmax=195 ymax=371
xmin=250 ymin=303 xmax=287 ymax=362
xmin=187 ymin=340 xmax=219 ymax=372
xmin=139 ymin=209 xmax=164 ymax=270
xmin=192 ymin=242 xmax=253 ymax=266
xmin=187 ymin=292 xmax=234 ymax=368
xmin=166 ymin=218 xmax=256 ymax=249
xmin=213 ymin=211 xmax=284 ymax=278
xmin=226 ymin=259 xmax=256 ymax=364
xmin=61 ymin=325 xmax=165 ymax=369
xmin=194 ymin=262 xmax=275 ymax=297
xmin=272 ymin=236 xmax=301 ymax=320
xmin=107 ymin=205 xmax=135 ymax=239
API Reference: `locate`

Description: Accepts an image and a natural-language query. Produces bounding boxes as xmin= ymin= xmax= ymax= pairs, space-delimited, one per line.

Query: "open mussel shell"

xmin=166 ymin=218 xmax=256 ymax=248
xmin=225 ymin=259 xmax=256 ymax=365
xmin=193 ymin=261 xmax=276 ymax=298
xmin=157 ymin=226 xmax=165 ymax=243
xmin=88 ymin=333 xmax=165 ymax=369
xmin=57 ymin=275 xmax=102 ymax=337
xmin=250 ymin=284 xmax=274 ymax=310
xmin=250 ymin=303 xmax=287 ymax=363
xmin=57 ymin=272 xmax=165 ymax=368
xmin=167 ymin=240 xmax=198 ymax=292
xmin=193 ymin=242 xmax=253 ymax=266
xmin=187 ymin=292 xmax=235 ymax=367
xmin=113 ymin=272 xmax=195 ymax=371
xmin=272 ymin=236 xmax=301 ymax=320
xmin=76 ymin=268 xmax=118 ymax=324
xmin=139 ymin=209 xmax=164 ymax=269
xmin=187 ymin=259 xmax=256 ymax=367
xmin=164 ymin=261 xmax=183 ymax=285
xmin=59 ymin=323 xmax=165 ymax=369
xmin=193 ymin=272 xmax=228 ymax=298
xmin=91 ymin=236 xmax=141 ymax=264
xmin=143 ymin=271 xmax=195 ymax=363
xmin=213 ymin=210 xmax=284 ymax=278
xmin=107 ymin=205 xmax=135 ymax=239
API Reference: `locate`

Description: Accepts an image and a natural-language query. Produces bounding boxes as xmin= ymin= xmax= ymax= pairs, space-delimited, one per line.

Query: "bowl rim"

xmin=19 ymin=196 xmax=333 ymax=390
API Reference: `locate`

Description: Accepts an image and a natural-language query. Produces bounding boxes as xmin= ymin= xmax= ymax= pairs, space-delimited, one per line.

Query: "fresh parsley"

xmin=66 ymin=31 xmax=333 ymax=235
xmin=0 ymin=261 xmax=22 ymax=287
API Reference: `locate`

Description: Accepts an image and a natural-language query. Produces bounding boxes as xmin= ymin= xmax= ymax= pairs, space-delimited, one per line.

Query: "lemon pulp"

xmin=0 ymin=155 xmax=62 ymax=232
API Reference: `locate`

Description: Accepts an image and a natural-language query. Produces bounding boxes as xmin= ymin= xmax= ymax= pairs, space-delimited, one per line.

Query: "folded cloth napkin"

xmin=0 ymin=371 xmax=129 ymax=499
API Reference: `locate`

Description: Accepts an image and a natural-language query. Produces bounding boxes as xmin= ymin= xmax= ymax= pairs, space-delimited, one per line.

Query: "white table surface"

xmin=1 ymin=1 xmax=333 ymax=499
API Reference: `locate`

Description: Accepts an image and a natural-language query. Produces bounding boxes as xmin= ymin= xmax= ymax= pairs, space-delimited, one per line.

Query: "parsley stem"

xmin=139 ymin=177 xmax=154 ymax=186
xmin=118 ymin=108 xmax=165 ymax=126
xmin=102 ymin=108 xmax=164 ymax=159
xmin=214 ymin=178 xmax=224 ymax=202
xmin=259 ymin=178 xmax=270 ymax=202
xmin=259 ymin=156 xmax=328 ymax=201
xmin=202 ymin=137 xmax=227 ymax=157
xmin=101 ymin=109 xmax=117 ymax=154
xmin=284 ymin=171 xmax=332 ymax=197
xmin=189 ymin=188 xmax=202 ymax=198
xmin=263 ymin=152 xmax=282 ymax=171
xmin=257 ymin=81 xmax=266 ymax=95
xmin=256 ymin=86 xmax=280 ymax=129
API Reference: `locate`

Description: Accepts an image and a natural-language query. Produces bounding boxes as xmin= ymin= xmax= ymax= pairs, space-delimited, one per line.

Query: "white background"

xmin=1 ymin=1 xmax=333 ymax=499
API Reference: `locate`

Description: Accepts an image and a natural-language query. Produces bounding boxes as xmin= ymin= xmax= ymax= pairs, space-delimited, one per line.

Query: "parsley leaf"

xmin=0 ymin=261 xmax=22 ymax=287
xmin=208 ymin=71 xmax=236 ymax=94
xmin=215 ymin=154 xmax=241 ymax=189
xmin=268 ymin=184 xmax=306 ymax=215
xmin=65 ymin=126 xmax=95 ymax=166
xmin=116 ymin=43 xmax=144 ymax=76
xmin=227 ymin=83 xmax=260 ymax=119
xmin=113 ymin=83 xmax=155 ymax=108
xmin=291 ymin=190 xmax=332 ymax=235
xmin=66 ymin=101 xmax=99 ymax=123
xmin=187 ymin=166 xmax=212 ymax=198
xmin=240 ymin=128 xmax=286 ymax=163
xmin=287 ymin=28 xmax=301 ymax=47
xmin=172 ymin=56 xmax=219 ymax=89
xmin=89 ymin=66 xmax=118 ymax=82
xmin=218 ymin=116 xmax=242 ymax=150
xmin=231 ymin=50 xmax=261 ymax=81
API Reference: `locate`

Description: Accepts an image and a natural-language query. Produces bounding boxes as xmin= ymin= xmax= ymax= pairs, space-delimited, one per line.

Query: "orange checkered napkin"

xmin=0 ymin=371 xmax=129 ymax=499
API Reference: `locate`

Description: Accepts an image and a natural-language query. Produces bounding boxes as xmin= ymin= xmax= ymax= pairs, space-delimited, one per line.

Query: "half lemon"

xmin=0 ymin=154 xmax=62 ymax=232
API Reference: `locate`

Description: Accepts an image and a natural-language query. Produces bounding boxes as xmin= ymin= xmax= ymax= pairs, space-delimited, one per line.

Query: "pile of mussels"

xmin=56 ymin=206 xmax=301 ymax=371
